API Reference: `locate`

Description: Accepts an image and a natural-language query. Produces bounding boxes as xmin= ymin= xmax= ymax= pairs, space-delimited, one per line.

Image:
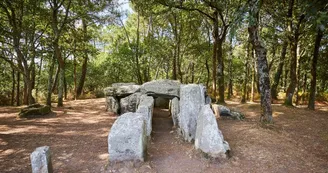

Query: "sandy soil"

xmin=0 ymin=98 xmax=327 ymax=173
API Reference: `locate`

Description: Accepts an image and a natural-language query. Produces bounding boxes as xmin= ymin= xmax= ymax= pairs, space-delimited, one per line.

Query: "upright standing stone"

xmin=30 ymin=146 xmax=53 ymax=173
xmin=179 ymin=84 xmax=205 ymax=142
xmin=136 ymin=95 xmax=154 ymax=136
xmin=170 ymin=97 xmax=180 ymax=127
xmin=108 ymin=113 xmax=147 ymax=162
xmin=120 ymin=92 xmax=141 ymax=114
xmin=106 ymin=96 xmax=119 ymax=114
xmin=195 ymin=105 xmax=230 ymax=158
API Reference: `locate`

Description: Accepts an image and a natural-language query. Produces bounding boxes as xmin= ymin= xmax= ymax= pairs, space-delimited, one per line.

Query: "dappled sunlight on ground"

xmin=0 ymin=98 xmax=114 ymax=172
xmin=0 ymin=98 xmax=327 ymax=172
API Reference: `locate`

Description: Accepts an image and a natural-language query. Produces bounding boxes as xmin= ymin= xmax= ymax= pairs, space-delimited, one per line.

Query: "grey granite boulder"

xmin=108 ymin=112 xmax=147 ymax=162
xmin=104 ymin=85 xmax=141 ymax=97
xmin=179 ymin=84 xmax=205 ymax=142
xmin=140 ymin=79 xmax=180 ymax=99
xmin=120 ymin=92 xmax=142 ymax=114
xmin=106 ymin=96 xmax=119 ymax=113
xmin=212 ymin=104 xmax=231 ymax=116
xmin=30 ymin=146 xmax=53 ymax=173
xmin=170 ymin=97 xmax=180 ymax=127
xmin=195 ymin=105 xmax=230 ymax=158
xmin=136 ymin=95 xmax=154 ymax=136
xmin=112 ymin=82 xmax=136 ymax=87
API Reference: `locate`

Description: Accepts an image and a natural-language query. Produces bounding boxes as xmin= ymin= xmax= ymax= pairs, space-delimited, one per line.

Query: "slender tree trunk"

xmin=23 ymin=80 xmax=28 ymax=105
xmin=52 ymin=65 xmax=60 ymax=93
xmin=64 ymin=75 xmax=67 ymax=100
xmin=251 ymin=66 xmax=255 ymax=102
xmin=227 ymin=38 xmax=233 ymax=99
xmin=36 ymin=57 xmax=43 ymax=102
xmin=16 ymin=72 xmax=20 ymax=106
xmin=11 ymin=69 xmax=15 ymax=106
xmin=217 ymin=37 xmax=226 ymax=103
xmin=271 ymin=41 xmax=287 ymax=99
xmin=308 ymin=28 xmax=323 ymax=110
xmin=76 ymin=19 xmax=88 ymax=98
xmin=241 ymin=44 xmax=249 ymax=103
xmin=47 ymin=57 xmax=56 ymax=106
xmin=302 ymin=73 xmax=307 ymax=103
xmin=212 ymin=11 xmax=218 ymax=100
xmin=285 ymin=8 xmax=304 ymax=106
xmin=248 ymin=0 xmax=273 ymax=123
xmin=135 ymin=10 xmax=142 ymax=84
xmin=74 ymin=55 xmax=77 ymax=100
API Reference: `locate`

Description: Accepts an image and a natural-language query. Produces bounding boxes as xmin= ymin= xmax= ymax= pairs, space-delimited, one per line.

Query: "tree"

xmin=248 ymin=0 xmax=273 ymax=123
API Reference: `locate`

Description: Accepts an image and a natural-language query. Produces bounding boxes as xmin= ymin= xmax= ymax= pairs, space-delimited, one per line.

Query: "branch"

xmin=155 ymin=0 xmax=214 ymax=21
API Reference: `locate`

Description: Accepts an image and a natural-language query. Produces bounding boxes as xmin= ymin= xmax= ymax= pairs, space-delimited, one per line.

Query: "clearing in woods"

xmin=0 ymin=98 xmax=327 ymax=172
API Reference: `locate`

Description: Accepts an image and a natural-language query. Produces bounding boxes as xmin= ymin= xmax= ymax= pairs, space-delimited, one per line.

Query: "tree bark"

xmin=135 ymin=10 xmax=143 ymax=84
xmin=76 ymin=19 xmax=88 ymax=98
xmin=284 ymin=2 xmax=304 ymax=106
xmin=52 ymin=64 xmax=60 ymax=93
xmin=11 ymin=68 xmax=15 ymax=106
xmin=16 ymin=72 xmax=20 ymax=106
xmin=217 ymin=26 xmax=228 ymax=103
xmin=47 ymin=57 xmax=56 ymax=106
xmin=271 ymin=41 xmax=288 ymax=99
xmin=212 ymin=11 xmax=218 ymax=100
xmin=241 ymin=44 xmax=249 ymax=103
xmin=248 ymin=0 xmax=273 ymax=123
xmin=308 ymin=28 xmax=323 ymax=110
xmin=227 ymin=38 xmax=233 ymax=99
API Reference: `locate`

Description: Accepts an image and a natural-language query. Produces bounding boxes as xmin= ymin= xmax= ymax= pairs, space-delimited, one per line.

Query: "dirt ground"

xmin=0 ymin=98 xmax=327 ymax=173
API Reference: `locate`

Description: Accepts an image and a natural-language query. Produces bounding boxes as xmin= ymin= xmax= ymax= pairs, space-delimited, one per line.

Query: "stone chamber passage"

xmin=106 ymin=80 xmax=230 ymax=164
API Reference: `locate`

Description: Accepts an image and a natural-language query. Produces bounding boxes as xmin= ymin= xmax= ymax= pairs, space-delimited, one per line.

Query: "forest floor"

xmin=0 ymin=98 xmax=328 ymax=173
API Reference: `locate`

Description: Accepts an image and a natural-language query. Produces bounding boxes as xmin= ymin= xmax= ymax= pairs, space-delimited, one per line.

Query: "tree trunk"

xmin=302 ymin=73 xmax=307 ymax=103
xmin=35 ymin=57 xmax=43 ymax=102
xmin=241 ymin=44 xmax=249 ymax=103
xmin=135 ymin=10 xmax=142 ymax=84
xmin=308 ymin=28 xmax=323 ymax=110
xmin=285 ymin=7 xmax=304 ymax=106
xmin=74 ymin=55 xmax=77 ymax=100
xmin=76 ymin=19 xmax=88 ymax=98
xmin=212 ymin=11 xmax=218 ymax=100
xmin=47 ymin=57 xmax=56 ymax=106
xmin=64 ymin=75 xmax=67 ymax=100
xmin=227 ymin=38 xmax=233 ymax=99
xmin=23 ymin=81 xmax=28 ymax=105
xmin=11 ymin=69 xmax=15 ymax=106
xmin=16 ymin=72 xmax=20 ymax=106
xmin=271 ymin=41 xmax=287 ymax=99
xmin=217 ymin=35 xmax=227 ymax=103
xmin=52 ymin=65 xmax=60 ymax=93
xmin=248 ymin=0 xmax=273 ymax=123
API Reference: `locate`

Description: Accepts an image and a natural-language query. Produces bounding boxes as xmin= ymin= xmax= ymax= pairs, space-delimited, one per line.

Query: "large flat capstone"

xmin=136 ymin=95 xmax=154 ymax=136
xmin=108 ymin=112 xmax=147 ymax=162
xmin=140 ymin=79 xmax=180 ymax=99
xmin=179 ymin=84 xmax=205 ymax=142
xmin=30 ymin=146 xmax=53 ymax=173
xmin=195 ymin=105 xmax=230 ymax=158
xmin=104 ymin=85 xmax=141 ymax=97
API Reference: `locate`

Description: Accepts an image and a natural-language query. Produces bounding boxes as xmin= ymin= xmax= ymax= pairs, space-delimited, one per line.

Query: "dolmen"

xmin=106 ymin=80 xmax=230 ymax=162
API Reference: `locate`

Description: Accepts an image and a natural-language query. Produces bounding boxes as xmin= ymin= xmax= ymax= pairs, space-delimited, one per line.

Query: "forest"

xmin=0 ymin=0 xmax=328 ymax=121
xmin=1 ymin=0 xmax=328 ymax=172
